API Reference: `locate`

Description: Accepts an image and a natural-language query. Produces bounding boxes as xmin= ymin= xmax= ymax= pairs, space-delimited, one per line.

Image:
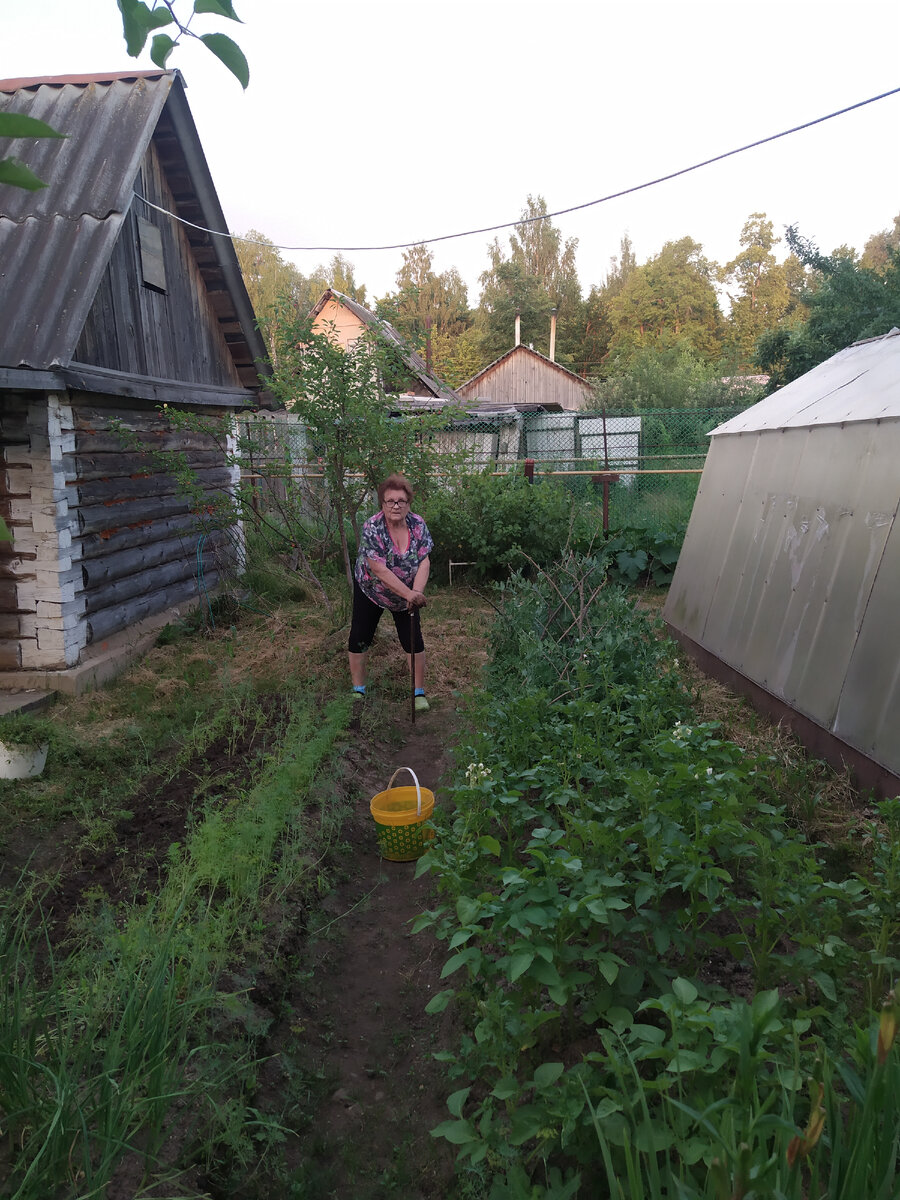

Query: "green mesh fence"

xmin=451 ymin=407 xmax=743 ymax=529
xmin=239 ymin=406 xmax=746 ymax=532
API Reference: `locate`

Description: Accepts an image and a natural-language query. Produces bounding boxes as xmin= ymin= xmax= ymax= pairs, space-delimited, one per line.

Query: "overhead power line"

xmin=135 ymin=84 xmax=900 ymax=253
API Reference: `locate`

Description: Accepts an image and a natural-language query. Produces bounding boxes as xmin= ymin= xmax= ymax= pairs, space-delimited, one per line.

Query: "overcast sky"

xmin=3 ymin=0 xmax=899 ymax=306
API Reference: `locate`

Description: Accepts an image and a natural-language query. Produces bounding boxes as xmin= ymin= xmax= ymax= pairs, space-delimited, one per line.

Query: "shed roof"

xmin=456 ymin=343 xmax=593 ymax=397
xmin=711 ymin=328 xmax=900 ymax=437
xmin=0 ymin=70 xmax=267 ymax=387
xmin=308 ymin=289 xmax=460 ymax=402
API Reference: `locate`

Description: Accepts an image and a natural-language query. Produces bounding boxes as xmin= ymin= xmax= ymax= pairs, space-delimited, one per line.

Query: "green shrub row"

xmin=420 ymin=474 xmax=684 ymax=586
xmin=416 ymin=558 xmax=900 ymax=1198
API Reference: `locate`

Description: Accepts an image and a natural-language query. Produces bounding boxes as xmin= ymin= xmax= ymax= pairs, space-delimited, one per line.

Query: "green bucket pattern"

xmin=370 ymin=768 xmax=435 ymax=862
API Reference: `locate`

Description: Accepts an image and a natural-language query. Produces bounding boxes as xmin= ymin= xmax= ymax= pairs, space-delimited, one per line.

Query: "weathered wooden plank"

xmin=84 ymin=556 xmax=201 ymax=614
xmin=73 ymin=405 xmax=175 ymax=431
xmin=0 ymin=581 xmax=19 ymax=609
xmin=76 ymin=493 xmax=195 ymax=534
xmin=0 ymin=614 xmax=21 ymax=636
xmin=81 ymin=529 xmax=227 ymax=587
xmin=73 ymin=141 xmax=244 ymax=391
xmin=86 ymin=570 xmax=220 ymax=643
xmin=78 ymin=513 xmax=204 ymax=559
xmin=72 ymin=450 xmax=225 ymax=479
xmin=0 ymin=643 xmax=23 ymax=669
xmin=74 ymin=467 xmax=233 ymax=505
xmin=0 ymin=559 xmax=37 ymax=581
xmin=75 ymin=430 xmax=223 ymax=454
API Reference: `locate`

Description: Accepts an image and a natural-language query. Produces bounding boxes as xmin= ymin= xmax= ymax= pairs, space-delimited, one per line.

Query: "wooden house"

xmin=0 ymin=70 xmax=269 ymax=682
xmin=309 ymin=289 xmax=460 ymax=402
xmin=457 ymin=344 xmax=593 ymax=412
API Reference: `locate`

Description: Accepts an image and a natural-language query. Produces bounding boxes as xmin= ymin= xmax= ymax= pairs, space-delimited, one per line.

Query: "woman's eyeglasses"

xmin=384 ymin=499 xmax=409 ymax=508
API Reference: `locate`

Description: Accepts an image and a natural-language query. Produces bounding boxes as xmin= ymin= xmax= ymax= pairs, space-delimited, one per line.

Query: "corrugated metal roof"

xmin=308 ymin=289 xmax=460 ymax=401
xmin=0 ymin=71 xmax=267 ymax=384
xmin=0 ymin=73 xmax=172 ymax=368
xmin=711 ymin=328 xmax=900 ymax=436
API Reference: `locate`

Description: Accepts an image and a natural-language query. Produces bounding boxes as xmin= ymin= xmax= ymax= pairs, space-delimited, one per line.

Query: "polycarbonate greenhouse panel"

xmin=664 ymin=433 xmax=754 ymax=640
xmin=666 ymin=399 xmax=900 ymax=778
xmin=766 ymin=423 xmax=897 ymax=724
xmin=712 ymin=331 xmax=900 ymax=436
xmin=578 ymin=416 xmax=641 ymax=468
xmin=673 ymin=422 xmax=899 ymax=730
xmin=836 ymin=512 xmax=900 ymax=766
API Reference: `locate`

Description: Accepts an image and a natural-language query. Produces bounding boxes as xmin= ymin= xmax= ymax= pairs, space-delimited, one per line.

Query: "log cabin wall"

xmin=0 ymin=392 xmax=237 ymax=670
xmin=1 ymin=394 xmax=86 ymax=670
xmin=72 ymin=137 xmax=244 ymax=389
xmin=72 ymin=397 xmax=235 ymax=648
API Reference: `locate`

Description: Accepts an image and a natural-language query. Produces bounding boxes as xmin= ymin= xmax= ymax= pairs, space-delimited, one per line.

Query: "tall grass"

xmin=0 ymin=686 xmax=352 ymax=1197
xmin=0 ymin=889 xmax=205 ymax=1199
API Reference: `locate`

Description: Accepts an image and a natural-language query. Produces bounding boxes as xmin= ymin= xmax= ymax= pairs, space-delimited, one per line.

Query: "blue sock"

xmin=353 ymin=685 xmax=366 ymax=695
xmin=414 ymin=688 xmax=425 ymax=696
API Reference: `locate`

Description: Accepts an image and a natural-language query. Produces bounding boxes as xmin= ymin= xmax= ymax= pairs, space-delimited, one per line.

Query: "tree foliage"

xmin=234 ymin=231 xmax=317 ymax=367
xmin=310 ymin=253 xmax=367 ymax=306
xmin=430 ymin=326 xmax=483 ymax=390
xmin=477 ymin=195 xmax=582 ymax=365
xmin=118 ymin=0 xmax=248 ymax=83
xmin=1 ymin=0 xmax=249 ymax=188
xmin=755 ymin=225 xmax=900 ymax=390
xmin=376 ymin=244 xmax=471 ymax=346
xmin=605 ymin=237 xmax=723 ymax=365
xmin=267 ymin=309 xmax=463 ymax=588
xmin=720 ymin=213 xmax=804 ymax=370
xmin=594 ymin=342 xmax=764 ymax=412
xmin=571 ymin=234 xmax=637 ymax=376
xmin=861 ymin=213 xmax=900 ymax=274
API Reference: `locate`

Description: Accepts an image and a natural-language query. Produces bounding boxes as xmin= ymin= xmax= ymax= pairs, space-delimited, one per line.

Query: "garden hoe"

xmin=410 ymin=606 xmax=419 ymax=725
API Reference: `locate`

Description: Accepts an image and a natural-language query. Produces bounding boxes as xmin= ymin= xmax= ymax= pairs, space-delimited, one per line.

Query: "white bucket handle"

xmin=386 ymin=766 xmax=423 ymax=816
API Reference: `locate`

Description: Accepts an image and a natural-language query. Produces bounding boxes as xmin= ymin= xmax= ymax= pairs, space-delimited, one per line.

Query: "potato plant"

xmin=417 ymin=557 xmax=900 ymax=1197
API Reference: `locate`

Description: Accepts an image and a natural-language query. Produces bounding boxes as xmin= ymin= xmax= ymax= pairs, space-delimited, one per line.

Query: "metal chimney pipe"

xmin=515 ymin=309 xmax=521 ymax=347
xmin=425 ymin=315 xmax=433 ymax=375
xmin=549 ymin=308 xmax=558 ymax=362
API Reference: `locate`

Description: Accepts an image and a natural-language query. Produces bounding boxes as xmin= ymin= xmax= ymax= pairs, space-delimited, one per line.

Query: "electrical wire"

xmin=133 ymin=84 xmax=900 ymax=254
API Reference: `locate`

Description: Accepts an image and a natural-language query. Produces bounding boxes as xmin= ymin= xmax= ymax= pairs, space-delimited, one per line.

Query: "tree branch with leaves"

xmin=0 ymin=0 xmax=248 ymax=190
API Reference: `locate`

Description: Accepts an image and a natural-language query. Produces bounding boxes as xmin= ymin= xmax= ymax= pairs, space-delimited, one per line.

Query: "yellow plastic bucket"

xmin=370 ymin=767 xmax=435 ymax=862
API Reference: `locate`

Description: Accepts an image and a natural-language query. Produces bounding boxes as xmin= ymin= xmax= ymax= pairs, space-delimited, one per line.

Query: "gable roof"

xmin=0 ymin=70 xmax=267 ymax=390
xmin=308 ymin=288 xmax=460 ymax=402
xmin=456 ymin=343 xmax=593 ymax=398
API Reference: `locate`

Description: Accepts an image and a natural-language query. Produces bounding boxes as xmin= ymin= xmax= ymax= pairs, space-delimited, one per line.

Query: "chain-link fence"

xmin=238 ymin=406 xmax=746 ymax=531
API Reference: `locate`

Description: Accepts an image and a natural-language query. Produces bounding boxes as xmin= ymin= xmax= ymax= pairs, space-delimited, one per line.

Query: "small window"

xmin=138 ymin=216 xmax=167 ymax=293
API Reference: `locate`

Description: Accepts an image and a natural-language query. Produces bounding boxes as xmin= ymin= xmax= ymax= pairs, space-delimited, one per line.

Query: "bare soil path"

xmin=259 ymin=700 xmax=463 ymax=1200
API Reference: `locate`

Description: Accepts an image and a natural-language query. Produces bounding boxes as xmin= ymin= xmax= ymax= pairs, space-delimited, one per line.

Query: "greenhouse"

xmin=665 ymin=328 xmax=900 ymax=793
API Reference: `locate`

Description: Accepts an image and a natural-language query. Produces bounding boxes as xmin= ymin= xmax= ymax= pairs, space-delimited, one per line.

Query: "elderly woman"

xmin=348 ymin=473 xmax=433 ymax=711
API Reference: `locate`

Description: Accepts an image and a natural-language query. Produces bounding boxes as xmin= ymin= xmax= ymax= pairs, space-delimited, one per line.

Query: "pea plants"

xmin=415 ymin=555 xmax=900 ymax=1198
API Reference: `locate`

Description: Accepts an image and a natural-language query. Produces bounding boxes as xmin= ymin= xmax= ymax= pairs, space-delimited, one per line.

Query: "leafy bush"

xmin=422 ymin=474 xmax=594 ymax=582
xmin=602 ymin=526 xmax=684 ymax=586
xmin=593 ymin=342 xmax=763 ymax=412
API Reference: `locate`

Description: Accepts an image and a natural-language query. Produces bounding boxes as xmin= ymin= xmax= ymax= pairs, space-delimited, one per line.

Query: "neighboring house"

xmin=308 ymin=289 xmax=460 ymax=403
xmin=0 ymin=70 xmax=269 ymax=681
xmin=456 ymin=344 xmax=594 ymax=412
xmin=664 ymin=328 xmax=900 ymax=795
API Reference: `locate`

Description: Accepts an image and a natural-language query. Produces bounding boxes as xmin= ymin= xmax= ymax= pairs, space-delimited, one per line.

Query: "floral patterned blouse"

xmin=354 ymin=510 xmax=434 ymax=611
